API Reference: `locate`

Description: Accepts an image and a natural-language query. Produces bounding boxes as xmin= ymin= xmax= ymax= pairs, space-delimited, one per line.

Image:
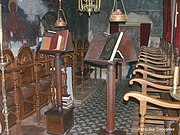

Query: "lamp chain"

xmin=59 ymin=0 xmax=62 ymax=10
xmin=111 ymin=0 xmax=127 ymax=15
xmin=121 ymin=0 xmax=127 ymax=15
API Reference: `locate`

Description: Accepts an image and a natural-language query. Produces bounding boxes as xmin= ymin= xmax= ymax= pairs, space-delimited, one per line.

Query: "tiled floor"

xmin=68 ymin=80 xmax=137 ymax=135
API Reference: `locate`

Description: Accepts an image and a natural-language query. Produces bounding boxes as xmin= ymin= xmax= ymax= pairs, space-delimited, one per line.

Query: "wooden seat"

xmin=124 ymin=69 xmax=179 ymax=134
xmin=72 ymin=39 xmax=89 ymax=92
xmin=34 ymin=44 xmax=56 ymax=107
xmin=16 ymin=44 xmax=41 ymax=125
xmin=124 ymin=91 xmax=180 ymax=135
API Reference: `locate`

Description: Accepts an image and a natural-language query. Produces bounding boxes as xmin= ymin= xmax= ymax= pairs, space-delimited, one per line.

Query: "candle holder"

xmin=0 ymin=122 xmax=2 ymax=134
xmin=0 ymin=2 xmax=11 ymax=134
xmin=170 ymin=57 xmax=180 ymax=101
xmin=0 ymin=52 xmax=11 ymax=135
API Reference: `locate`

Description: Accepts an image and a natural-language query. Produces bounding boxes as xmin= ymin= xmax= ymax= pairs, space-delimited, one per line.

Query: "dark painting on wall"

xmin=2 ymin=0 xmax=40 ymax=47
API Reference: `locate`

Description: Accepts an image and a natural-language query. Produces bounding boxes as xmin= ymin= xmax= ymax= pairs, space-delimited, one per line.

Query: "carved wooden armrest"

xmin=140 ymin=47 xmax=160 ymax=51
xmin=136 ymin=62 xmax=171 ymax=71
xmin=124 ymin=91 xmax=180 ymax=109
xmin=139 ymin=52 xmax=163 ymax=57
xmin=138 ymin=54 xmax=165 ymax=61
xmin=71 ymin=52 xmax=80 ymax=56
xmin=133 ymin=69 xmax=173 ymax=79
xmin=129 ymin=78 xmax=172 ymax=90
xmin=5 ymin=67 xmax=22 ymax=73
xmin=140 ymin=46 xmax=158 ymax=49
xmin=35 ymin=58 xmax=55 ymax=65
xmin=38 ymin=76 xmax=51 ymax=81
xmin=6 ymin=92 xmax=15 ymax=97
xmin=61 ymin=54 xmax=72 ymax=59
xmin=17 ymin=63 xmax=35 ymax=69
xmin=23 ymin=99 xmax=35 ymax=104
xmin=138 ymin=58 xmax=168 ymax=65
xmin=140 ymin=49 xmax=161 ymax=54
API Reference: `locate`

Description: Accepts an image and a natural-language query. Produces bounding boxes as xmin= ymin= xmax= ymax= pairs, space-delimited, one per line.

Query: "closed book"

xmin=62 ymin=94 xmax=71 ymax=99
xmin=63 ymin=103 xmax=73 ymax=109
xmin=63 ymin=100 xmax=73 ymax=106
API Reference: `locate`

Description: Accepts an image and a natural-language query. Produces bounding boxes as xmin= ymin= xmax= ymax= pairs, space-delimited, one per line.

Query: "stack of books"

xmin=62 ymin=94 xmax=74 ymax=109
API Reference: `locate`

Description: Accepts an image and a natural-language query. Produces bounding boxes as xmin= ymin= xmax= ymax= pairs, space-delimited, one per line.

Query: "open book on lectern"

xmin=100 ymin=32 xmax=124 ymax=62
xmin=40 ymin=29 xmax=73 ymax=52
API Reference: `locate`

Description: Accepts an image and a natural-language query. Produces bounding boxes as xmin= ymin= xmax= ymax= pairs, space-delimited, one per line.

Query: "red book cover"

xmin=58 ymin=30 xmax=69 ymax=51
xmin=49 ymin=34 xmax=59 ymax=50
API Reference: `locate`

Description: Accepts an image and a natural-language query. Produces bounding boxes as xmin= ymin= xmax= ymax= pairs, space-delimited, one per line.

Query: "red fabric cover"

xmin=110 ymin=22 xmax=119 ymax=33
xmin=140 ymin=23 xmax=151 ymax=47
xmin=163 ymin=0 xmax=172 ymax=42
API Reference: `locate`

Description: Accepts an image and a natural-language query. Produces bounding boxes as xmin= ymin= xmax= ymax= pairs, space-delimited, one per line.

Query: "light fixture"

xmin=109 ymin=0 xmax=127 ymax=23
xmin=55 ymin=0 xmax=67 ymax=27
xmin=78 ymin=0 xmax=101 ymax=16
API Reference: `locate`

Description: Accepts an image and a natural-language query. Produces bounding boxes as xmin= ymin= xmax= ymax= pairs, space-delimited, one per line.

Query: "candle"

xmin=0 ymin=43 xmax=2 ymax=63
xmin=0 ymin=3 xmax=3 ymax=63
xmin=0 ymin=3 xmax=2 ymax=45
xmin=78 ymin=0 xmax=80 ymax=10
xmin=80 ymin=0 xmax=83 ymax=10
xmin=96 ymin=0 xmax=98 ymax=8
xmin=99 ymin=0 xmax=101 ymax=9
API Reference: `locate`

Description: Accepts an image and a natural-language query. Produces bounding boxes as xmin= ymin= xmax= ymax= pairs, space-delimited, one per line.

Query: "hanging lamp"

xmin=109 ymin=0 xmax=127 ymax=23
xmin=55 ymin=0 xmax=67 ymax=27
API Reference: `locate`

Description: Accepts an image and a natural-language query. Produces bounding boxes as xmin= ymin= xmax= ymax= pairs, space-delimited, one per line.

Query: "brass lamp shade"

xmin=109 ymin=0 xmax=127 ymax=23
xmin=55 ymin=17 xmax=67 ymax=27
xmin=109 ymin=9 xmax=127 ymax=23
xmin=55 ymin=0 xmax=67 ymax=27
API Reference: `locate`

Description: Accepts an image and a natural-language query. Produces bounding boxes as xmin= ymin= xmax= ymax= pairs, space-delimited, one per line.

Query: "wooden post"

xmin=55 ymin=53 xmax=62 ymax=110
xmin=107 ymin=63 xmax=116 ymax=133
xmin=45 ymin=52 xmax=74 ymax=135
xmin=99 ymin=62 xmax=126 ymax=135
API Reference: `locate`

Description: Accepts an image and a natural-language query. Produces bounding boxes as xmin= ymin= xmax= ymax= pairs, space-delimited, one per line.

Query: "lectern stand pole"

xmin=107 ymin=63 xmax=116 ymax=132
xmin=45 ymin=52 xmax=74 ymax=135
xmin=99 ymin=62 xmax=126 ymax=135
xmin=55 ymin=53 xmax=62 ymax=110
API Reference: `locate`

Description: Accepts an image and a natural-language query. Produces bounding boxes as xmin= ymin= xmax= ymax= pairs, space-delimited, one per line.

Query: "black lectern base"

xmin=98 ymin=128 xmax=126 ymax=135
xmin=45 ymin=107 xmax=74 ymax=135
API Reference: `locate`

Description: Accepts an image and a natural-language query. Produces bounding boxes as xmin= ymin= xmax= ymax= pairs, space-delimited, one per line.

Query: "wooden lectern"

xmin=40 ymin=29 xmax=74 ymax=135
xmin=85 ymin=32 xmax=137 ymax=135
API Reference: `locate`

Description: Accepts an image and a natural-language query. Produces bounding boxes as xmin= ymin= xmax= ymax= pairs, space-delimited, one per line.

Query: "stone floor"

xmin=1 ymin=79 xmax=173 ymax=135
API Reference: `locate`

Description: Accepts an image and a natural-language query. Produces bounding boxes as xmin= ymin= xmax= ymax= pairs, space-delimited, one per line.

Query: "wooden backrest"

xmin=76 ymin=40 xmax=83 ymax=50
xmin=34 ymin=44 xmax=53 ymax=77
xmin=83 ymin=39 xmax=90 ymax=50
xmin=0 ymin=49 xmax=16 ymax=91
xmin=17 ymin=44 xmax=34 ymax=85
